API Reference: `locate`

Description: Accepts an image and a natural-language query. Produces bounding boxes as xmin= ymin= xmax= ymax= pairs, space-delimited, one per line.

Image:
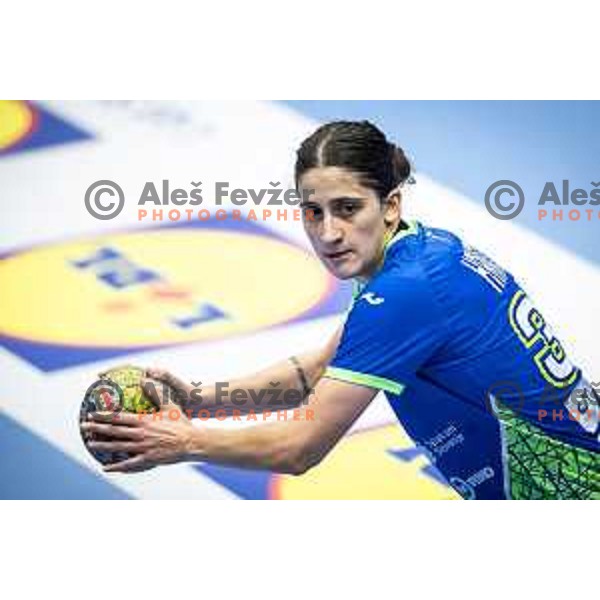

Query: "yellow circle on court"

xmin=0 ymin=228 xmax=333 ymax=347
xmin=272 ymin=425 xmax=458 ymax=499
xmin=0 ymin=101 xmax=36 ymax=151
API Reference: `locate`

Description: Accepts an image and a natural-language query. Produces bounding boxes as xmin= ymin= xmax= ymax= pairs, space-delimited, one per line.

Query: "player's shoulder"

xmin=374 ymin=220 xmax=515 ymax=311
xmin=379 ymin=221 xmax=465 ymax=291
xmin=386 ymin=221 xmax=464 ymax=270
xmin=358 ymin=223 xmax=451 ymax=313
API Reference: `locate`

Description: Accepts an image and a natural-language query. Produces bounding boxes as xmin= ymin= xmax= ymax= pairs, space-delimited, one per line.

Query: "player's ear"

xmin=383 ymin=190 xmax=401 ymax=227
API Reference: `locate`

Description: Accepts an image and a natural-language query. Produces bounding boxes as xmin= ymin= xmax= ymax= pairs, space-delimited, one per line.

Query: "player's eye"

xmin=302 ymin=205 xmax=323 ymax=222
xmin=335 ymin=200 xmax=361 ymax=218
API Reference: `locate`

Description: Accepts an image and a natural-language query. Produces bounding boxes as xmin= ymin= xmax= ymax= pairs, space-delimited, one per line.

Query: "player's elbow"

xmin=277 ymin=454 xmax=319 ymax=476
xmin=283 ymin=454 xmax=318 ymax=476
xmin=274 ymin=437 xmax=325 ymax=476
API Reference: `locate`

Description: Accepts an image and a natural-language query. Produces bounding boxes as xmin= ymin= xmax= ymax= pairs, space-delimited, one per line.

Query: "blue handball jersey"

xmin=325 ymin=220 xmax=599 ymax=499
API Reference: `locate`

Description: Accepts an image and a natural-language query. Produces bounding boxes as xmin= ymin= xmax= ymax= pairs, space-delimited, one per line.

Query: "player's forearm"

xmin=182 ymin=329 xmax=341 ymax=413
xmin=185 ymin=418 xmax=316 ymax=475
xmin=198 ymin=350 xmax=329 ymax=412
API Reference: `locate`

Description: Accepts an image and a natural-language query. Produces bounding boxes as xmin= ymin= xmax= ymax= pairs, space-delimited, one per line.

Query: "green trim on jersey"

xmin=495 ymin=402 xmax=600 ymax=499
xmin=349 ymin=219 xmax=420 ymax=310
xmin=387 ymin=219 xmax=419 ymax=251
xmin=325 ymin=366 xmax=405 ymax=395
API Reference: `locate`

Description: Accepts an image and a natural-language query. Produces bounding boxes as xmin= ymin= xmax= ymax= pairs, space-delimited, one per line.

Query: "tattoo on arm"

xmin=289 ymin=355 xmax=311 ymax=399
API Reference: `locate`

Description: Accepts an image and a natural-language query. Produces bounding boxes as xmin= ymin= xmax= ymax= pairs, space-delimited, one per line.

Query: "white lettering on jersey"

xmin=360 ymin=292 xmax=385 ymax=306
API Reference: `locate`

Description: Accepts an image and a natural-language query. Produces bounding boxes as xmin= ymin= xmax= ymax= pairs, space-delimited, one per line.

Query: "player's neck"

xmin=355 ymin=220 xmax=408 ymax=285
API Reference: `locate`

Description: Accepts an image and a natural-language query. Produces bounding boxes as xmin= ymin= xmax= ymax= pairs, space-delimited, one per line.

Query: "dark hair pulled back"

xmin=295 ymin=120 xmax=413 ymax=199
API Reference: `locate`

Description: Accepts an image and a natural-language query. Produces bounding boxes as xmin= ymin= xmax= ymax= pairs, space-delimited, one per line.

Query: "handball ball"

xmin=80 ymin=365 xmax=164 ymax=465
xmin=101 ymin=365 xmax=157 ymax=413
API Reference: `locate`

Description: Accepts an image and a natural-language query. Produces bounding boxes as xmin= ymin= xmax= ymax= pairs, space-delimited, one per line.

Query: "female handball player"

xmin=82 ymin=120 xmax=599 ymax=499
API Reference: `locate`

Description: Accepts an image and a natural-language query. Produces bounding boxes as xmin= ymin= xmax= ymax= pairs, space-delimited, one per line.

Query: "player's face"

xmin=298 ymin=167 xmax=399 ymax=280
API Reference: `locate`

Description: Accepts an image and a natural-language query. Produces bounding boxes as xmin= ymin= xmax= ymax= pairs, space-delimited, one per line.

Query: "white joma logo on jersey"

xmin=360 ymin=292 xmax=385 ymax=305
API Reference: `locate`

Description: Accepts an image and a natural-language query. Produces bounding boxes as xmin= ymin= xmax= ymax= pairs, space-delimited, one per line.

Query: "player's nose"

xmin=319 ymin=214 xmax=343 ymax=245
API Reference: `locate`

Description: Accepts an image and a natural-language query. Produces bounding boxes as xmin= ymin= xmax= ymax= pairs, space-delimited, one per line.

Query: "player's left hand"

xmin=80 ymin=379 xmax=197 ymax=473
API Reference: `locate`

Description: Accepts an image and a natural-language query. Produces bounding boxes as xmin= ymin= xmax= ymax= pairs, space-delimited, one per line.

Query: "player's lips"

xmin=323 ymin=249 xmax=353 ymax=262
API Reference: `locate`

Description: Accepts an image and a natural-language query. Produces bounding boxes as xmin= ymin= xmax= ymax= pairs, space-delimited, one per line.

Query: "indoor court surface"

xmin=1 ymin=100 xmax=598 ymax=499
